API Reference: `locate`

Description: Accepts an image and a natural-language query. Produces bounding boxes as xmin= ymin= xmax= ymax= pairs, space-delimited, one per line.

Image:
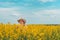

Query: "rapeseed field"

xmin=0 ymin=23 xmax=60 ymax=40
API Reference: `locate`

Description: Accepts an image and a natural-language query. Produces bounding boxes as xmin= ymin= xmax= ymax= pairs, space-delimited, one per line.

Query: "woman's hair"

xmin=17 ymin=18 xmax=26 ymax=24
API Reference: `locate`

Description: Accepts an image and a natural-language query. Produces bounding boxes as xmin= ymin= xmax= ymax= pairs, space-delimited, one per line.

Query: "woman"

xmin=17 ymin=18 xmax=26 ymax=26
xmin=17 ymin=18 xmax=28 ymax=33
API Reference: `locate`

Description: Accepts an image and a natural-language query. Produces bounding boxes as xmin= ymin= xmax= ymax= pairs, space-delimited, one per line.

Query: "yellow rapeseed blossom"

xmin=0 ymin=23 xmax=60 ymax=40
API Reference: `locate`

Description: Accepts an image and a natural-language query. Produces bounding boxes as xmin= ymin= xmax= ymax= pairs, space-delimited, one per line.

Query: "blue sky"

xmin=0 ymin=0 xmax=60 ymax=24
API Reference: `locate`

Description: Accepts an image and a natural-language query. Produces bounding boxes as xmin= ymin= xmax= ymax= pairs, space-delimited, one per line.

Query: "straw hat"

xmin=17 ymin=18 xmax=26 ymax=24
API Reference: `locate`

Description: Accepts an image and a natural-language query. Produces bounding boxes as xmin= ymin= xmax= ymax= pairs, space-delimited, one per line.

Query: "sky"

xmin=0 ymin=0 xmax=60 ymax=24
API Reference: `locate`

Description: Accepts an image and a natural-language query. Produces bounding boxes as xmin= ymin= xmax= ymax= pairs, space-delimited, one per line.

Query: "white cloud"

xmin=0 ymin=7 xmax=23 ymax=18
xmin=12 ymin=12 xmax=22 ymax=17
xmin=33 ymin=9 xmax=60 ymax=18
xmin=38 ymin=0 xmax=56 ymax=3
xmin=0 ymin=7 xmax=60 ymax=19
xmin=0 ymin=7 xmax=19 ymax=12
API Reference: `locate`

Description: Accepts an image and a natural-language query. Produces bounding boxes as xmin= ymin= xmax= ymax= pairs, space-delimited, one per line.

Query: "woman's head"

xmin=17 ymin=18 xmax=26 ymax=26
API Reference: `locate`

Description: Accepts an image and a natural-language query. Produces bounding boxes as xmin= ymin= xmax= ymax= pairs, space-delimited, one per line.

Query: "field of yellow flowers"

xmin=0 ymin=23 xmax=60 ymax=40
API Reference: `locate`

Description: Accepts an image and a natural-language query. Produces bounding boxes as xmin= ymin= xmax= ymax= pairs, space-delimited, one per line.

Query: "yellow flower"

xmin=0 ymin=23 xmax=60 ymax=40
xmin=39 ymin=33 xmax=45 ymax=36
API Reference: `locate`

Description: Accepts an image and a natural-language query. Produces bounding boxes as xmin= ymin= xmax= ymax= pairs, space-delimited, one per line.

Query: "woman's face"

xmin=19 ymin=21 xmax=25 ymax=25
xmin=20 ymin=21 xmax=24 ymax=24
